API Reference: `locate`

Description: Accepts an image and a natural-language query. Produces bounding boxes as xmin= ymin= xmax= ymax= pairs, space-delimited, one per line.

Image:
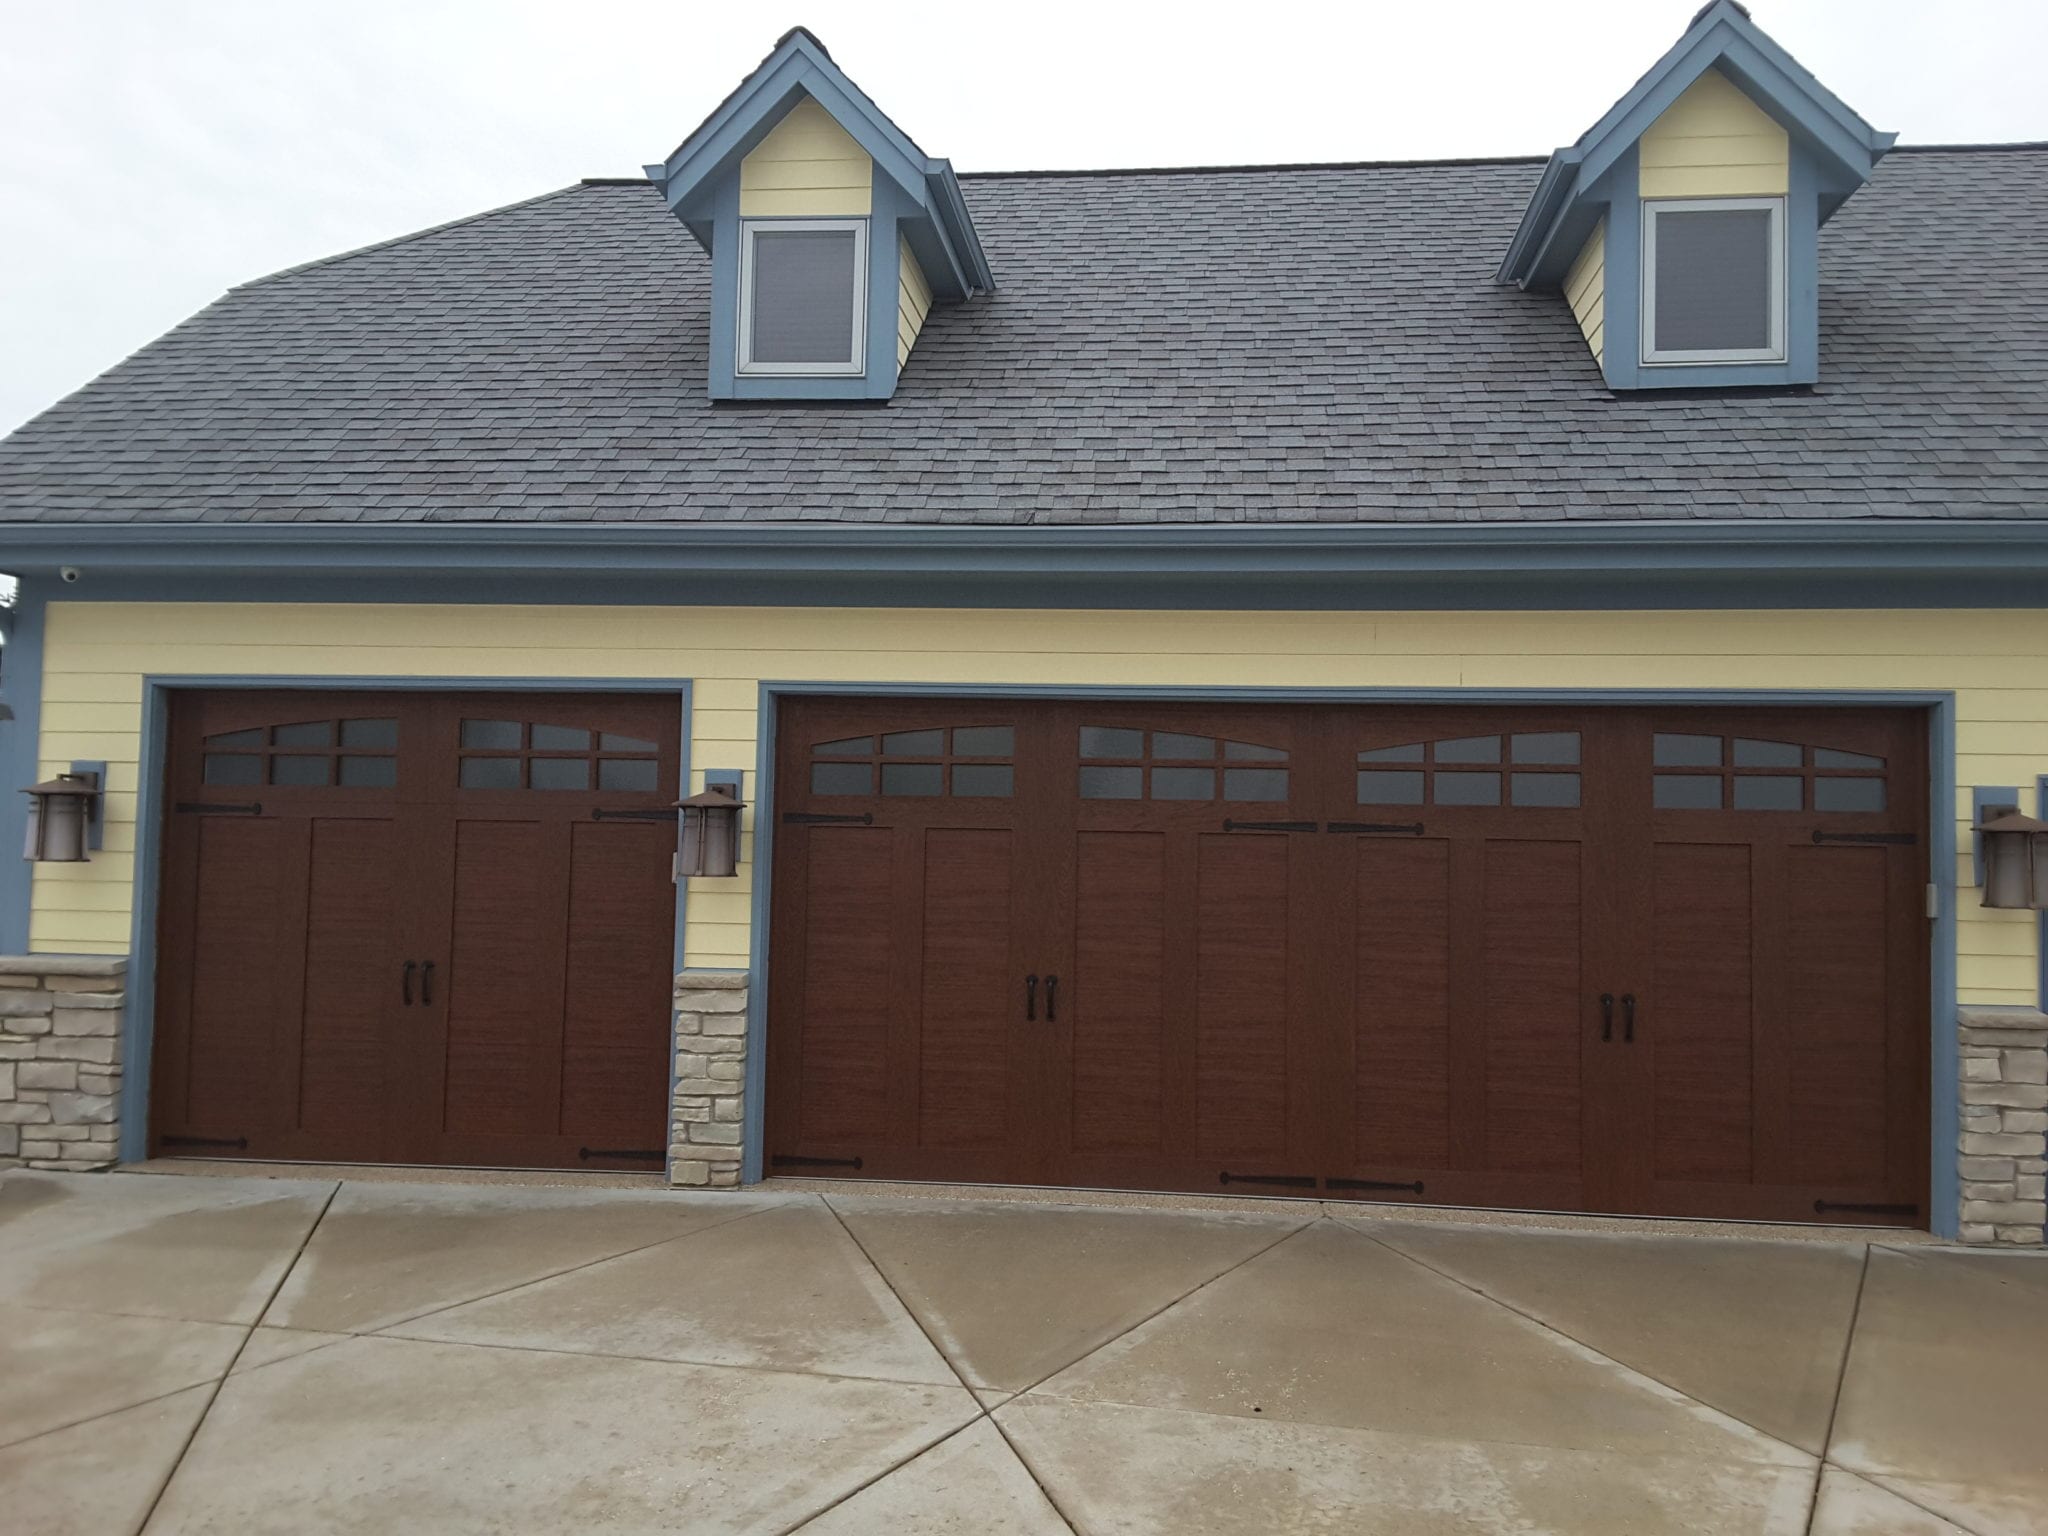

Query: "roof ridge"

xmin=959 ymin=153 xmax=1551 ymax=180
xmin=954 ymin=139 xmax=2048 ymax=184
xmin=1886 ymin=139 xmax=2048 ymax=154
xmin=231 ymin=184 xmax=592 ymax=292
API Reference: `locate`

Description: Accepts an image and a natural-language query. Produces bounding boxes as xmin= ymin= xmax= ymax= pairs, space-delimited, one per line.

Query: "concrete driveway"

xmin=0 ymin=1171 xmax=2042 ymax=1536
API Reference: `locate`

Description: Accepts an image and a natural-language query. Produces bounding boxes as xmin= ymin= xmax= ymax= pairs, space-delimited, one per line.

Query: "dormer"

xmin=1499 ymin=1 xmax=1895 ymax=392
xmin=644 ymin=28 xmax=993 ymax=402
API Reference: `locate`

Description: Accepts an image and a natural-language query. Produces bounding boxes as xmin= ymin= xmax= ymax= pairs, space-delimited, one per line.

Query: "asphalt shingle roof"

xmin=1 ymin=146 xmax=2044 ymax=527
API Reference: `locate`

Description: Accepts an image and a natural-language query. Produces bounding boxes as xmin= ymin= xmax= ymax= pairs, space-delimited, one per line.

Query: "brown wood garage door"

xmin=766 ymin=698 xmax=1929 ymax=1225
xmin=151 ymin=690 xmax=681 ymax=1171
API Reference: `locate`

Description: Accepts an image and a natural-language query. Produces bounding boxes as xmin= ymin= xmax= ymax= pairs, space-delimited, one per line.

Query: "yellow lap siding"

xmin=1564 ymin=220 xmax=1606 ymax=365
xmin=897 ymin=237 xmax=933 ymax=369
xmin=29 ymin=601 xmax=2047 ymax=1000
xmin=1639 ymin=68 xmax=1789 ymax=198
xmin=737 ymin=97 xmax=872 ymax=217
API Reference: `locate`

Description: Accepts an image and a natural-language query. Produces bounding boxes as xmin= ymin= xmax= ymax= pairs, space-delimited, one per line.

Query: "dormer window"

xmin=644 ymin=29 xmax=992 ymax=402
xmin=1497 ymin=2 xmax=1895 ymax=393
xmin=1641 ymin=197 xmax=1785 ymax=365
xmin=738 ymin=219 xmax=868 ymax=376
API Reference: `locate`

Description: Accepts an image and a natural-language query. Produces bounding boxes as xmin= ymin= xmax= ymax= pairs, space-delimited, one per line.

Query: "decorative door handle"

xmin=1622 ymin=993 xmax=1636 ymax=1043
xmin=1599 ymin=992 xmax=1613 ymax=1042
xmin=421 ymin=960 xmax=435 ymax=1007
xmin=1045 ymin=975 xmax=1058 ymax=1023
xmin=1025 ymin=974 xmax=1038 ymax=1021
xmin=402 ymin=960 xmax=416 ymax=1006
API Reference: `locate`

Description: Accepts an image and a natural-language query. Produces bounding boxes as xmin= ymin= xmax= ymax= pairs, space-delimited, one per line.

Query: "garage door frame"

xmin=746 ymin=682 xmax=1960 ymax=1235
xmin=118 ymin=673 xmax=696 ymax=1173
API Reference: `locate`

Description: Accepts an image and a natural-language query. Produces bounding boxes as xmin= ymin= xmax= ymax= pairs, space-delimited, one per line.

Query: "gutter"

xmin=2 ymin=519 xmax=2042 ymax=611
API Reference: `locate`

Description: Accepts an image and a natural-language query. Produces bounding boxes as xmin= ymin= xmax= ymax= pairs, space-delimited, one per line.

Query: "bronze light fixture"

xmin=21 ymin=770 xmax=103 ymax=863
xmin=676 ymin=781 xmax=746 ymax=878
xmin=1975 ymin=803 xmax=2048 ymax=910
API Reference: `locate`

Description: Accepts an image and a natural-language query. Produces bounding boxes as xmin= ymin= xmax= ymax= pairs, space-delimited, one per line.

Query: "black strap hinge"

xmin=1327 ymin=821 xmax=1425 ymax=836
xmin=1327 ymin=1177 xmax=1425 ymax=1194
xmin=1219 ymin=1171 xmax=1318 ymax=1189
xmin=590 ymin=808 xmax=676 ymax=822
xmin=1813 ymin=1199 xmax=1918 ymax=1216
xmin=161 ymin=1134 xmax=249 ymax=1150
xmin=782 ymin=812 xmax=875 ymax=827
xmin=1811 ymin=830 xmax=1915 ymax=846
xmin=578 ymin=1146 xmax=664 ymax=1162
xmin=174 ymin=802 xmax=262 ymax=816
xmin=1221 ymin=819 xmax=1319 ymax=833
xmin=771 ymin=1153 xmax=865 ymax=1170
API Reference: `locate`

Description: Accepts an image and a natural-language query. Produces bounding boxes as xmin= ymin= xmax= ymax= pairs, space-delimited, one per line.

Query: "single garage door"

xmin=152 ymin=690 xmax=681 ymax=1171
xmin=766 ymin=698 xmax=1929 ymax=1226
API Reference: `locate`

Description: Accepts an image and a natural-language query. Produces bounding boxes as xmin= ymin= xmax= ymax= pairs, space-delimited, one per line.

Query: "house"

xmin=1 ymin=2 xmax=2043 ymax=1246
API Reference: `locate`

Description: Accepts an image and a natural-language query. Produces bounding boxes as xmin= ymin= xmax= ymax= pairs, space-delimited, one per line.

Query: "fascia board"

xmin=7 ymin=520 xmax=2047 ymax=584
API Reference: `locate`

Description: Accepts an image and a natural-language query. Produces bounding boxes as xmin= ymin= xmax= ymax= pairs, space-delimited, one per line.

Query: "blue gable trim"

xmin=1501 ymin=0 xmax=1894 ymax=289
xmin=646 ymin=28 xmax=992 ymax=300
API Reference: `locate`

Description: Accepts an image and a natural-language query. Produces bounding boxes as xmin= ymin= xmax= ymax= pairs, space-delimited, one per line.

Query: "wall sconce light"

xmin=676 ymin=776 xmax=746 ymax=879
xmin=1976 ymin=802 xmax=2048 ymax=910
xmin=22 ymin=767 xmax=104 ymax=864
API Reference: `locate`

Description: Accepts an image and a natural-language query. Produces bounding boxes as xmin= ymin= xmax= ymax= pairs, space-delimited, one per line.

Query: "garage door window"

xmin=1077 ymin=729 xmax=1289 ymax=802
xmin=456 ymin=719 xmax=664 ymax=792
xmin=1357 ymin=732 xmax=1581 ymax=808
xmin=810 ymin=726 xmax=1015 ymax=797
xmin=1652 ymin=734 xmax=1886 ymax=812
xmin=203 ymin=717 xmax=399 ymax=789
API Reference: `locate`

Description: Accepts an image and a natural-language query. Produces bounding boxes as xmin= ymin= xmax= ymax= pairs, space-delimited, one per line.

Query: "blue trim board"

xmin=0 ymin=583 xmax=45 ymax=951
xmin=1929 ymin=702 xmax=1960 ymax=1238
xmin=6 ymin=520 xmax=2048 ymax=613
xmin=2038 ymin=774 xmax=2048 ymax=1013
xmin=665 ymin=683 xmax=695 ymax=1187
xmin=112 ymin=673 xmax=694 ymax=1167
xmin=740 ymin=681 xmax=1960 ymax=1231
xmin=115 ymin=686 xmax=169 ymax=1162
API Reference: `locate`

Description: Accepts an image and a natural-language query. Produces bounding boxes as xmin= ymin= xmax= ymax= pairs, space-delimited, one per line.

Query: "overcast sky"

xmin=1 ymin=0 xmax=2042 ymax=437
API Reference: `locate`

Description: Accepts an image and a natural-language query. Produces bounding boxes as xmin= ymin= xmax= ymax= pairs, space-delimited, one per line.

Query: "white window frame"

xmin=737 ymin=217 xmax=868 ymax=377
xmin=1640 ymin=196 xmax=1786 ymax=366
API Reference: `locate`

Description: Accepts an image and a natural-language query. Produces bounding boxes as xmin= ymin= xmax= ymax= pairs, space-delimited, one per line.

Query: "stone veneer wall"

xmin=1957 ymin=1005 xmax=2048 ymax=1245
xmin=668 ymin=972 xmax=748 ymax=1189
xmin=0 ymin=956 xmax=128 ymax=1172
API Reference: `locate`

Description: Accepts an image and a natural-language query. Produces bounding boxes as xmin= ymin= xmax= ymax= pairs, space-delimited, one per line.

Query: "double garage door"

xmin=152 ymin=691 xmax=681 ymax=1170
xmin=768 ymin=698 xmax=1930 ymax=1225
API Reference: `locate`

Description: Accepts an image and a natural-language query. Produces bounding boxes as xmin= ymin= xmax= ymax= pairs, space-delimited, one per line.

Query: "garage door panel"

xmin=1351 ymin=838 xmax=1452 ymax=1171
xmin=1193 ymin=833 xmax=1293 ymax=1163
xmin=297 ymin=818 xmax=403 ymax=1136
xmin=1479 ymin=839 xmax=1586 ymax=1177
xmin=1648 ymin=841 xmax=1755 ymax=1183
xmin=183 ymin=817 xmax=294 ymax=1134
xmin=440 ymin=820 xmax=561 ymax=1137
xmin=793 ymin=828 xmax=896 ymax=1147
xmin=1071 ymin=831 xmax=1167 ymax=1156
xmin=916 ymin=828 xmax=1014 ymax=1151
xmin=1783 ymin=844 xmax=1892 ymax=1188
xmin=560 ymin=822 xmax=675 ymax=1141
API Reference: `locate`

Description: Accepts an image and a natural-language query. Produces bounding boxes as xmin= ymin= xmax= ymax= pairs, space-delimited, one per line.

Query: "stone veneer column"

xmin=668 ymin=972 xmax=748 ymax=1189
xmin=1957 ymin=1005 xmax=2048 ymax=1245
xmin=0 ymin=956 xmax=128 ymax=1172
